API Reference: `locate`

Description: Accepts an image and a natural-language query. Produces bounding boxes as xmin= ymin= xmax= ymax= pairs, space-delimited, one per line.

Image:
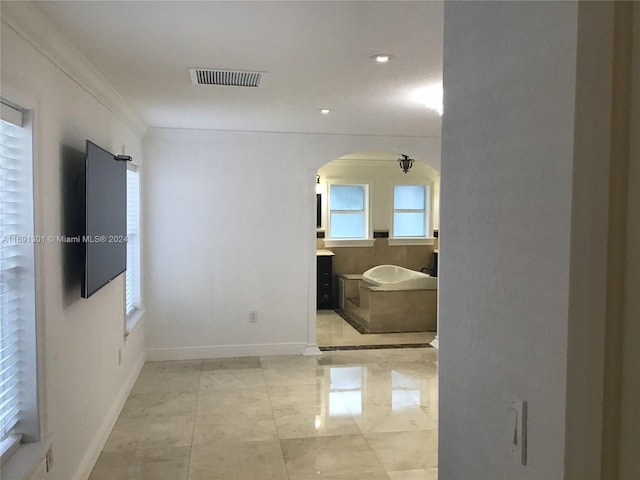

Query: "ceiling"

xmin=35 ymin=1 xmax=443 ymax=137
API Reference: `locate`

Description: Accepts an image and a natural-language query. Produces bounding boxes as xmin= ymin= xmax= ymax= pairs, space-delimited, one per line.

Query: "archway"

xmin=305 ymin=151 xmax=441 ymax=354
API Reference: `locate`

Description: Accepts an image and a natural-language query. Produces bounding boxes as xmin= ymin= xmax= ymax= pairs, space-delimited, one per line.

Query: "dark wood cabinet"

xmin=317 ymin=255 xmax=334 ymax=309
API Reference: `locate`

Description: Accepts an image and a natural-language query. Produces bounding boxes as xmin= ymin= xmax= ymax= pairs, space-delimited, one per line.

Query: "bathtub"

xmin=362 ymin=265 xmax=437 ymax=290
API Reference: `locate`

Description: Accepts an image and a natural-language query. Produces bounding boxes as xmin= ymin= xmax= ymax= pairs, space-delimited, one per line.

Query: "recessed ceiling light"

xmin=410 ymin=84 xmax=444 ymax=116
xmin=372 ymin=54 xmax=392 ymax=63
xmin=320 ymin=109 xmax=331 ymax=114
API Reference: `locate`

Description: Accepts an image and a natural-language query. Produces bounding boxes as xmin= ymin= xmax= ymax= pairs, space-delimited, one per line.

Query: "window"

xmin=0 ymin=100 xmax=38 ymax=457
xmin=393 ymin=185 xmax=430 ymax=238
xmin=328 ymin=184 xmax=368 ymax=239
xmin=125 ymin=165 xmax=140 ymax=318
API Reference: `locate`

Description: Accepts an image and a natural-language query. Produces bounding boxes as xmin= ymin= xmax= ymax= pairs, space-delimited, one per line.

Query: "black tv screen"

xmin=81 ymin=141 xmax=127 ymax=298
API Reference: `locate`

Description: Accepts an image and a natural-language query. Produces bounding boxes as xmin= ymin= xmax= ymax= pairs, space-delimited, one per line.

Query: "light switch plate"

xmin=509 ymin=397 xmax=527 ymax=465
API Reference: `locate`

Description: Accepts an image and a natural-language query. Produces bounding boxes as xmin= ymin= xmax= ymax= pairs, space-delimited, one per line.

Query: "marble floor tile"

xmin=103 ymin=416 xmax=194 ymax=452
xmin=259 ymin=354 xmax=321 ymax=369
xmin=267 ymin=384 xmax=346 ymax=412
xmin=388 ymin=468 xmax=438 ymax=480
xmin=196 ymin=386 xmax=271 ymax=417
xmin=281 ymin=434 xmax=387 ymax=478
xmin=289 ymin=472 xmax=391 ymax=480
xmin=316 ymin=310 xmax=435 ymax=347
xmin=121 ymin=391 xmax=197 ymax=419
xmin=317 ymin=352 xmax=385 ymax=367
xmin=93 ymin=347 xmax=439 ymax=479
xmin=353 ymin=405 xmax=437 ymax=434
xmin=193 ymin=410 xmax=278 ymax=443
xmin=88 ymin=446 xmax=190 ymax=480
xmin=189 ymin=440 xmax=288 ymax=480
xmin=199 ymin=368 xmax=266 ymax=390
xmin=273 ymin=406 xmax=361 ymax=439
xmin=365 ymin=430 xmax=438 ymax=471
xmin=141 ymin=360 xmax=202 ymax=374
xmin=421 ymin=403 xmax=438 ymax=421
xmin=201 ymin=356 xmax=262 ymax=370
xmin=262 ymin=366 xmax=323 ymax=386
xmin=131 ymin=371 xmax=201 ymax=395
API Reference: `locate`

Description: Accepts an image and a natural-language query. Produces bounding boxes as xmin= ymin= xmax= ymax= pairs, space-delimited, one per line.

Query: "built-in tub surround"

xmin=363 ymin=265 xmax=438 ymax=290
xmin=316 ymin=237 xmax=438 ymax=277
xmin=342 ymin=271 xmax=437 ymax=333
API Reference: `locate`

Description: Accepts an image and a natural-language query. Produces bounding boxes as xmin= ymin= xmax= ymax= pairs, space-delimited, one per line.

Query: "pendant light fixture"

xmin=398 ymin=154 xmax=415 ymax=174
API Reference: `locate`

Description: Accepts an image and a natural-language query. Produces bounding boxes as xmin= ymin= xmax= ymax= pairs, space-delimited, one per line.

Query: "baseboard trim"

xmin=146 ymin=343 xmax=308 ymax=361
xmin=72 ymin=351 xmax=145 ymax=480
xmin=303 ymin=345 xmax=322 ymax=356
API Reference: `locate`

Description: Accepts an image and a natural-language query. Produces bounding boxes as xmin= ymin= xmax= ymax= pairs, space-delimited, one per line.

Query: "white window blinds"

xmin=0 ymin=102 xmax=35 ymax=446
xmin=126 ymin=166 xmax=140 ymax=316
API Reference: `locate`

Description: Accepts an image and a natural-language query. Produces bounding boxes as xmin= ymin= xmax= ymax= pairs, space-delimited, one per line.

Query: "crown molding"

xmin=1 ymin=1 xmax=148 ymax=137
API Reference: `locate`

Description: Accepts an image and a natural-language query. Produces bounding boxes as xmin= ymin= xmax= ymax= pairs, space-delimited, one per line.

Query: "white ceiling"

xmin=35 ymin=1 xmax=443 ymax=137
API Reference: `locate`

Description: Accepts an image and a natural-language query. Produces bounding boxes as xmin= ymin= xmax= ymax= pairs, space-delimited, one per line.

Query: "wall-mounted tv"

xmin=81 ymin=141 xmax=127 ymax=298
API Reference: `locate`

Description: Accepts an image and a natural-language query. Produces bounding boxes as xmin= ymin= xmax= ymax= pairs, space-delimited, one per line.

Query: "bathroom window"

xmin=392 ymin=185 xmax=430 ymax=238
xmin=328 ymin=183 xmax=370 ymax=240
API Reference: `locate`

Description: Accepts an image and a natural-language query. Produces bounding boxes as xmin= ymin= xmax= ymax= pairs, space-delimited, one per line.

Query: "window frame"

xmin=325 ymin=180 xmax=374 ymax=247
xmin=125 ymin=164 xmax=142 ymax=333
xmin=389 ymin=182 xmax=435 ymax=246
xmin=0 ymin=98 xmax=41 ymax=465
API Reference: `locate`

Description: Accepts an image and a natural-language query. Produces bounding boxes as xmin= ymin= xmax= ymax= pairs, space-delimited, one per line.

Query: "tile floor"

xmin=316 ymin=309 xmax=436 ymax=348
xmin=90 ymin=348 xmax=439 ymax=480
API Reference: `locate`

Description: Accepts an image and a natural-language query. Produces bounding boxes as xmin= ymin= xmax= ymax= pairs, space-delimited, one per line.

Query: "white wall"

xmin=439 ymin=2 xmax=617 ymax=479
xmin=143 ymin=128 xmax=439 ymax=359
xmin=1 ymin=7 xmax=146 ymax=480
xmin=317 ymin=157 xmax=440 ymax=233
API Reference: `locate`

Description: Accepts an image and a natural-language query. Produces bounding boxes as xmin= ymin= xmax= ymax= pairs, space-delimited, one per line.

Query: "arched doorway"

xmin=306 ymin=151 xmax=440 ymax=353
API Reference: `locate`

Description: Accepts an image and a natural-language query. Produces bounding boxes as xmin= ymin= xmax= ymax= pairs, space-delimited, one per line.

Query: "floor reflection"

xmin=91 ymin=348 xmax=438 ymax=480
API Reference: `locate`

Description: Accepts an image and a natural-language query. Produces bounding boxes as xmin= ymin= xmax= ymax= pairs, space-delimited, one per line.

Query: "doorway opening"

xmin=312 ymin=151 xmax=440 ymax=351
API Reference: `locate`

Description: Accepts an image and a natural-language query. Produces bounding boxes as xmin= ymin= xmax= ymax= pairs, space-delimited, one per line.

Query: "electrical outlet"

xmin=249 ymin=311 xmax=258 ymax=323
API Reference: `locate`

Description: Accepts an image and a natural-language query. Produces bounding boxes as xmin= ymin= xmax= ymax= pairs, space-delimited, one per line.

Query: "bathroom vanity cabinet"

xmin=316 ymin=250 xmax=334 ymax=309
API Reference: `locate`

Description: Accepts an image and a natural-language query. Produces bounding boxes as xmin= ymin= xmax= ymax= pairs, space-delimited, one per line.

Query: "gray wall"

xmin=439 ymin=2 xmax=619 ymax=478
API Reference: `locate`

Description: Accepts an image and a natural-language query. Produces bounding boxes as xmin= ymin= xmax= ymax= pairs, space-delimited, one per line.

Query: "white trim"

xmin=1 ymin=435 xmax=53 ymax=480
xmin=307 ymin=170 xmax=319 ymax=352
xmin=124 ymin=308 xmax=145 ymax=339
xmin=326 ymin=179 xmax=372 ymax=241
xmin=387 ymin=238 xmax=436 ymax=246
xmin=303 ymin=346 xmax=322 ymax=356
xmin=0 ymin=101 xmax=22 ymax=126
xmin=71 ymin=351 xmax=145 ymax=480
xmin=390 ymin=183 xmax=434 ymax=240
xmin=0 ymin=434 xmax=22 ymax=464
xmin=324 ymin=239 xmax=376 ymax=248
xmin=1 ymin=2 xmax=147 ymax=137
xmin=146 ymin=343 xmax=308 ymax=362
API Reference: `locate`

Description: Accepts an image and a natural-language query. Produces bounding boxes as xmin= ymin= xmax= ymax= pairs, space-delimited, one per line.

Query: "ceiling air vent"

xmin=189 ymin=68 xmax=264 ymax=87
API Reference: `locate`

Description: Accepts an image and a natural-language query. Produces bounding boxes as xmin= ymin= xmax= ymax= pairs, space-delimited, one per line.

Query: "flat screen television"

xmin=81 ymin=140 xmax=127 ymax=298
